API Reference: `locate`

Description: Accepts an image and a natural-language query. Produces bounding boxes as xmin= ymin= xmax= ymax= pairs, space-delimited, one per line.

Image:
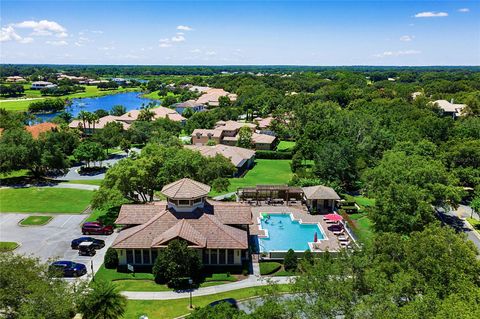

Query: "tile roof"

xmin=161 ymin=178 xmax=211 ymax=199
xmin=433 ymin=100 xmax=466 ymax=116
xmin=192 ymin=128 xmax=223 ymax=139
xmin=185 ymin=144 xmax=255 ymax=168
xmin=116 ymin=106 xmax=185 ymax=122
xmin=215 ymin=120 xmax=257 ymax=131
xmin=112 ymin=202 xmax=250 ymax=249
xmin=302 ymin=185 xmax=340 ymax=200
xmin=252 ymin=133 xmax=277 ymax=144
xmin=25 ymin=122 xmax=58 ymax=139
xmin=116 ymin=202 xmax=167 ymax=225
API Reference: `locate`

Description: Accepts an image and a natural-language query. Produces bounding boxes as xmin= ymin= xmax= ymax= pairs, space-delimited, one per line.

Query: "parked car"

xmin=78 ymin=242 xmax=96 ymax=256
xmin=49 ymin=261 xmax=87 ymax=277
xmin=208 ymin=298 xmax=238 ymax=309
xmin=82 ymin=222 xmax=114 ymax=235
xmin=71 ymin=237 xmax=105 ymax=249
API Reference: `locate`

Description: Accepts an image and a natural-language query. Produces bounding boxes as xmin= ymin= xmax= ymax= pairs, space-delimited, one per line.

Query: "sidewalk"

xmin=122 ymin=276 xmax=293 ymax=300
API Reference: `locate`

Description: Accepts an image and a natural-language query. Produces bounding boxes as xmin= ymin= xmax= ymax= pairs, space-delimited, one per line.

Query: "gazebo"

xmin=302 ymin=185 xmax=340 ymax=214
xmin=237 ymin=185 xmax=303 ymax=205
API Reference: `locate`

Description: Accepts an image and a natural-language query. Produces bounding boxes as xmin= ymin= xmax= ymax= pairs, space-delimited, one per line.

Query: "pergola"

xmin=237 ymin=185 xmax=303 ymax=205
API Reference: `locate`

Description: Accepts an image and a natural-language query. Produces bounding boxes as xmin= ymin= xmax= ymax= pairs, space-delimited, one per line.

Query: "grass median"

xmin=19 ymin=215 xmax=53 ymax=226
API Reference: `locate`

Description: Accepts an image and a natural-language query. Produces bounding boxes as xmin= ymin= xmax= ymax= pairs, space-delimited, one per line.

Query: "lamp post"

xmin=188 ymin=278 xmax=193 ymax=309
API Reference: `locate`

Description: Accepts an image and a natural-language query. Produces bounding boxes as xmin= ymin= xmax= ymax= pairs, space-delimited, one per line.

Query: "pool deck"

xmin=249 ymin=206 xmax=343 ymax=252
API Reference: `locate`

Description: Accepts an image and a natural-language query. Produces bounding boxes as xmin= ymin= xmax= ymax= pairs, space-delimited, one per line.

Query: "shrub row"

xmin=256 ymin=150 xmax=293 ymax=159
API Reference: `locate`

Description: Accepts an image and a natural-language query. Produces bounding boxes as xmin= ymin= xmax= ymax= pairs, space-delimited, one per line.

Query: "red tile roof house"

xmin=112 ymin=178 xmax=252 ymax=268
xmin=25 ymin=122 xmax=58 ymax=139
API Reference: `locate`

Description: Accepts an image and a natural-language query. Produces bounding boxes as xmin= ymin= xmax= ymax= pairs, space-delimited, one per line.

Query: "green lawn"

xmin=210 ymin=159 xmax=293 ymax=196
xmin=0 ymin=188 xmax=93 ymax=213
xmin=124 ymin=284 xmax=292 ymax=319
xmin=64 ymin=180 xmax=103 ymax=186
xmin=96 ymin=265 xmax=239 ymax=292
xmin=277 ymin=140 xmax=296 ymax=151
xmin=259 ymin=262 xmax=282 ymax=275
xmin=19 ymin=215 xmax=53 ymax=226
xmin=0 ymin=242 xmax=19 ymax=252
xmin=343 ymin=194 xmax=375 ymax=243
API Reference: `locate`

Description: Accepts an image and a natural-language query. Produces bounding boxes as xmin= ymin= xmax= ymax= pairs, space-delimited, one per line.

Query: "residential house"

xmin=302 ymin=185 xmax=340 ymax=214
xmin=31 ymin=81 xmax=57 ymax=90
xmin=68 ymin=115 xmax=130 ymax=133
xmin=185 ymin=144 xmax=256 ymax=177
xmin=112 ymin=178 xmax=252 ymax=267
xmin=191 ymin=120 xmax=278 ymax=150
xmin=116 ymin=106 xmax=185 ymax=124
xmin=173 ymin=99 xmax=206 ymax=115
xmin=433 ymin=99 xmax=466 ymax=118
xmin=25 ymin=122 xmax=58 ymax=139
xmin=6 ymin=76 xmax=26 ymax=82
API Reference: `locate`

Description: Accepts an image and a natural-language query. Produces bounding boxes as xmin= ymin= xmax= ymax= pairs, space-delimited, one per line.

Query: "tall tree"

xmin=78 ymin=280 xmax=126 ymax=319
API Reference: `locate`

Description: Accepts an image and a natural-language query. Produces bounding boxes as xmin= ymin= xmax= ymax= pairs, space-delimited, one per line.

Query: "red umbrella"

xmin=314 ymin=232 xmax=318 ymax=242
xmin=324 ymin=213 xmax=343 ymax=222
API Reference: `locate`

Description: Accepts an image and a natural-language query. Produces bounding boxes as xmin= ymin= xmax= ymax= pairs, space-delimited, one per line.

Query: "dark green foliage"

xmin=302 ymin=249 xmax=314 ymax=265
xmin=73 ymin=141 xmax=106 ymax=167
xmin=255 ymin=150 xmax=293 ymax=159
xmin=104 ymin=248 xmax=119 ymax=269
xmin=211 ymin=177 xmax=230 ymax=192
xmin=283 ymin=249 xmax=297 ymax=272
xmin=28 ymin=98 xmax=66 ymax=113
xmin=0 ymin=253 xmax=78 ymax=319
xmin=0 ymin=84 xmax=24 ymax=96
xmin=152 ymin=239 xmax=202 ymax=288
xmin=110 ymin=105 xmax=127 ymax=116
xmin=189 ymin=302 xmax=246 ymax=319
xmin=78 ymin=280 xmax=126 ymax=319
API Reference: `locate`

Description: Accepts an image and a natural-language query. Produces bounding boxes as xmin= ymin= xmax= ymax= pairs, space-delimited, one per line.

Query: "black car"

xmin=49 ymin=261 xmax=87 ymax=277
xmin=208 ymin=298 xmax=238 ymax=309
xmin=71 ymin=237 xmax=105 ymax=249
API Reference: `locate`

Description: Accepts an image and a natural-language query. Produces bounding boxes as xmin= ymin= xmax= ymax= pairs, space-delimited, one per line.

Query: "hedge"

xmin=256 ymin=150 xmax=293 ymax=159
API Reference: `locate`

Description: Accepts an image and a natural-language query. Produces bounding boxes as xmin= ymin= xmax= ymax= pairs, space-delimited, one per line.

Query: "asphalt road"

xmin=437 ymin=205 xmax=480 ymax=253
xmin=0 ymin=213 xmax=117 ymax=280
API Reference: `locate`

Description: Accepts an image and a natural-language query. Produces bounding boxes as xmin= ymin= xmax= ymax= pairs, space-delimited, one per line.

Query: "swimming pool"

xmin=257 ymin=213 xmax=324 ymax=252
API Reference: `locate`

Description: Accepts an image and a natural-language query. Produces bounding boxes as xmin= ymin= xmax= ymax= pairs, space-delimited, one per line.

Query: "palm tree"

xmin=79 ymin=280 xmax=126 ymax=319
xmin=78 ymin=111 xmax=89 ymax=133
xmin=90 ymin=112 xmax=100 ymax=132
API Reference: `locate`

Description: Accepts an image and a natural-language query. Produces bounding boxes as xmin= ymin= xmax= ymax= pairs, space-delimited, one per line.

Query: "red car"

xmin=81 ymin=222 xmax=114 ymax=235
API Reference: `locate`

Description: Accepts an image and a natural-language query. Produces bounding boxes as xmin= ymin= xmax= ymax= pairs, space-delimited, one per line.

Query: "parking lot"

xmin=0 ymin=213 xmax=117 ymax=280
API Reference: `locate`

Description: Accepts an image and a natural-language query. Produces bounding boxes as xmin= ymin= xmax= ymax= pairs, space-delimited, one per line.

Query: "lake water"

xmin=34 ymin=92 xmax=158 ymax=122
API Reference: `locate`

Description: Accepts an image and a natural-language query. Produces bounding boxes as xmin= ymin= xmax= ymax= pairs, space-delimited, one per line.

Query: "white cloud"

xmin=159 ymin=43 xmax=172 ymax=48
xmin=15 ymin=20 xmax=68 ymax=37
xmin=0 ymin=25 xmax=33 ymax=43
xmin=74 ymin=36 xmax=91 ymax=47
xmin=205 ymin=50 xmax=217 ymax=56
xmin=374 ymin=50 xmax=421 ymax=58
xmin=171 ymin=35 xmax=185 ymax=42
xmin=46 ymin=40 xmax=68 ymax=46
xmin=400 ymin=35 xmax=414 ymax=42
xmin=458 ymin=8 xmax=470 ymax=13
xmin=191 ymin=48 xmax=201 ymax=53
xmin=414 ymin=11 xmax=448 ymax=18
xmin=91 ymin=30 xmax=104 ymax=34
xmin=177 ymin=25 xmax=193 ymax=31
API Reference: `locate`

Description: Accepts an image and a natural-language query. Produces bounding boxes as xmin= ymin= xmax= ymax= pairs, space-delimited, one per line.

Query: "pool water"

xmin=258 ymin=214 xmax=324 ymax=252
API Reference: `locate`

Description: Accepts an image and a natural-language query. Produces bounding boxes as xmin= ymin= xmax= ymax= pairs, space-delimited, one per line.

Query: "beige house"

xmin=112 ymin=178 xmax=252 ymax=267
xmin=191 ymin=120 xmax=278 ymax=150
xmin=302 ymin=185 xmax=340 ymax=214
xmin=6 ymin=76 xmax=26 ymax=82
xmin=116 ymin=106 xmax=185 ymax=124
xmin=185 ymin=144 xmax=255 ymax=177
xmin=68 ymin=115 xmax=131 ymax=133
xmin=433 ymin=99 xmax=466 ymax=118
xmin=194 ymin=88 xmax=237 ymax=107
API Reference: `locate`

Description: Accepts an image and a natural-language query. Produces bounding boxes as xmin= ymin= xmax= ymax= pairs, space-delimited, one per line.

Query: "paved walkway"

xmin=122 ymin=276 xmax=293 ymax=300
xmin=212 ymin=192 xmax=236 ymax=201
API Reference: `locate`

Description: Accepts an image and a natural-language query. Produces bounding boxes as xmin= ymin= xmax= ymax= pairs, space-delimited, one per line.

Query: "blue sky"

xmin=1 ymin=1 xmax=479 ymax=65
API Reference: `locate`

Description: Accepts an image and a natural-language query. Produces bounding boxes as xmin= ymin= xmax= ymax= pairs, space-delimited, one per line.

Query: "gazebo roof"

xmin=302 ymin=185 xmax=340 ymax=200
xmin=161 ymin=178 xmax=211 ymax=200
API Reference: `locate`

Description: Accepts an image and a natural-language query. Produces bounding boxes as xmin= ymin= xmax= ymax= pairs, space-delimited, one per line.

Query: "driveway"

xmin=437 ymin=205 xmax=480 ymax=254
xmin=0 ymin=213 xmax=118 ymax=279
xmin=55 ymin=148 xmax=140 ymax=181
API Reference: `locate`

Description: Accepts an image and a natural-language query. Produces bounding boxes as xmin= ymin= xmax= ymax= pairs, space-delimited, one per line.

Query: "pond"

xmin=34 ymin=92 xmax=158 ymax=122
